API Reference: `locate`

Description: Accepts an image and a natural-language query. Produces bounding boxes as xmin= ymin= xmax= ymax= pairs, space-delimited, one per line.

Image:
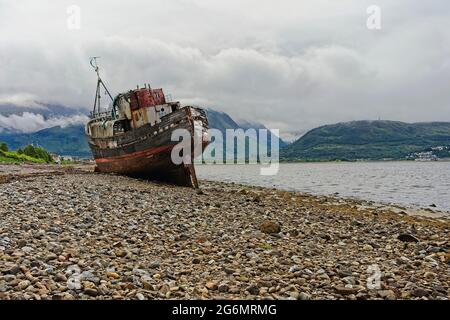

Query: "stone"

xmin=246 ymin=285 xmax=259 ymax=295
xmin=17 ymin=280 xmax=31 ymax=290
xmin=259 ymin=220 xmax=281 ymax=234
xmin=6 ymin=265 xmax=21 ymax=275
xmin=115 ymin=249 xmax=128 ymax=257
xmin=206 ymin=282 xmax=218 ymax=290
xmin=289 ymin=291 xmax=300 ymax=299
xmin=342 ymin=276 xmax=356 ymax=285
xmin=218 ymin=284 xmax=229 ymax=293
xmin=84 ymin=288 xmax=98 ymax=296
xmin=299 ymin=292 xmax=311 ymax=300
xmin=54 ymin=273 xmax=67 ymax=282
xmin=397 ymin=234 xmax=419 ymax=243
xmin=142 ymin=280 xmax=153 ymax=290
xmin=67 ymin=279 xmax=82 ymax=291
xmin=106 ymin=272 xmax=120 ymax=279
xmin=136 ymin=293 xmax=145 ymax=300
xmin=378 ymin=290 xmax=396 ymax=300
xmin=334 ymin=286 xmax=358 ymax=295
xmin=411 ymin=288 xmax=428 ymax=298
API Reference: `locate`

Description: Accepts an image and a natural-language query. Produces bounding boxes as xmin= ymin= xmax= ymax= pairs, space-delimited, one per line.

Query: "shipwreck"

xmin=85 ymin=58 xmax=209 ymax=187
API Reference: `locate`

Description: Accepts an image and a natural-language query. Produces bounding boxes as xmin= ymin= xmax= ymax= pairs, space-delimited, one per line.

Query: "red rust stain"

xmin=95 ymin=144 xmax=173 ymax=164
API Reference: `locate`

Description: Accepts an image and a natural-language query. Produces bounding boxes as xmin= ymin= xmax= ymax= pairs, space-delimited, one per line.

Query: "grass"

xmin=0 ymin=150 xmax=47 ymax=164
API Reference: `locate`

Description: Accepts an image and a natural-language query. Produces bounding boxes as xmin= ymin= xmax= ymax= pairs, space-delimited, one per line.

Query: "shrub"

xmin=20 ymin=145 xmax=53 ymax=163
xmin=0 ymin=142 xmax=8 ymax=152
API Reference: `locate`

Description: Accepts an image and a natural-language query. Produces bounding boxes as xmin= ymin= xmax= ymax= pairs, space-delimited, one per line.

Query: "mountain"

xmin=0 ymin=108 xmax=284 ymax=159
xmin=0 ymin=125 xmax=90 ymax=157
xmin=205 ymin=109 xmax=286 ymax=161
xmin=206 ymin=109 xmax=287 ymax=143
xmin=281 ymin=120 xmax=450 ymax=161
xmin=0 ymin=102 xmax=87 ymax=117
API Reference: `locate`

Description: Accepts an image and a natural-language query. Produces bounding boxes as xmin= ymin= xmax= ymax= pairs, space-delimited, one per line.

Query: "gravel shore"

xmin=0 ymin=167 xmax=449 ymax=300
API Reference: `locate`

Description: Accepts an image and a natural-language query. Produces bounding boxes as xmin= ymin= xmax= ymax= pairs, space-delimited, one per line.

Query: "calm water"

xmin=196 ymin=161 xmax=450 ymax=212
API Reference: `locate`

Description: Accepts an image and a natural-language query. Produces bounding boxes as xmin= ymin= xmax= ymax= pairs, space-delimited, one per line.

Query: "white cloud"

xmin=0 ymin=112 xmax=89 ymax=133
xmin=0 ymin=0 xmax=450 ymax=139
xmin=0 ymin=93 xmax=46 ymax=109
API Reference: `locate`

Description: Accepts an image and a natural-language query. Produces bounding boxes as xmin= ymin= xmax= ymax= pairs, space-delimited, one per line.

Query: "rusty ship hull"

xmin=87 ymin=106 xmax=209 ymax=188
xmin=85 ymin=60 xmax=209 ymax=188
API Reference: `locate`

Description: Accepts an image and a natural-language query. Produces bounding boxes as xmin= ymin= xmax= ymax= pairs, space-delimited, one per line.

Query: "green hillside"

xmin=0 ymin=125 xmax=90 ymax=157
xmin=281 ymin=120 xmax=450 ymax=161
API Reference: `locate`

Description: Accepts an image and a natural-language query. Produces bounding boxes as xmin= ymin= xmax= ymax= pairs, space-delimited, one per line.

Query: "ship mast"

xmin=90 ymin=57 xmax=115 ymax=118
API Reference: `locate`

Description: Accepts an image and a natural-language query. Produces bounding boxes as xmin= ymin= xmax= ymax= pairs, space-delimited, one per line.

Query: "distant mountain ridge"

xmin=281 ymin=120 xmax=450 ymax=161
xmin=0 ymin=102 xmax=87 ymax=117
xmin=0 ymin=108 xmax=286 ymax=158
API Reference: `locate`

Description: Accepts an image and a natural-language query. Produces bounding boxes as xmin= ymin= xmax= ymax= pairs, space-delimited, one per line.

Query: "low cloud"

xmin=0 ymin=93 xmax=46 ymax=109
xmin=0 ymin=112 xmax=89 ymax=133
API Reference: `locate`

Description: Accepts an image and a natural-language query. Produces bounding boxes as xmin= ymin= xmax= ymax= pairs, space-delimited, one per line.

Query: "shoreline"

xmin=2 ymin=163 xmax=450 ymax=218
xmin=0 ymin=164 xmax=449 ymax=300
xmin=200 ymin=178 xmax=450 ymax=221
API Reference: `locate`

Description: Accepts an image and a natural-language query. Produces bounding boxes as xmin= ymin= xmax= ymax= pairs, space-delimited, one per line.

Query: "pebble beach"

xmin=0 ymin=164 xmax=449 ymax=300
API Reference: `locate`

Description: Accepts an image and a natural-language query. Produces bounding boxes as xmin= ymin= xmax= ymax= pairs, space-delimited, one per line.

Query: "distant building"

xmin=61 ymin=155 xmax=74 ymax=162
xmin=408 ymin=151 xmax=438 ymax=161
xmin=50 ymin=153 xmax=61 ymax=164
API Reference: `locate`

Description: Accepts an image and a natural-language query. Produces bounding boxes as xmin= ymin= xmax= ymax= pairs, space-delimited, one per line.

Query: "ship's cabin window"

xmin=113 ymin=120 xmax=131 ymax=135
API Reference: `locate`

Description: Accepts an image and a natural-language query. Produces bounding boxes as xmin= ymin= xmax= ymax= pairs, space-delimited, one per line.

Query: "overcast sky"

xmin=0 ymin=0 xmax=449 ymax=139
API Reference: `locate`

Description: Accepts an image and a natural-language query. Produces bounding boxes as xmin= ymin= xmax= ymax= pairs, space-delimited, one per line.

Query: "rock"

xmin=334 ymin=286 xmax=358 ymax=295
xmin=362 ymin=244 xmax=373 ymax=251
xmin=206 ymin=282 xmax=218 ymax=290
xmin=54 ymin=273 xmax=67 ymax=282
xmin=397 ymin=234 xmax=419 ymax=243
xmin=52 ymin=293 xmax=65 ymax=300
xmin=218 ymin=284 xmax=229 ymax=293
xmin=289 ymin=291 xmax=300 ymax=299
xmin=317 ymin=273 xmax=330 ymax=280
xmin=246 ymin=285 xmax=259 ymax=295
xmin=67 ymin=279 xmax=82 ymax=291
xmin=136 ymin=293 xmax=145 ymax=300
xmin=16 ymin=240 xmax=27 ymax=248
xmin=114 ymin=249 xmax=128 ymax=257
xmin=4 ymin=275 xmax=16 ymax=282
xmin=342 ymin=276 xmax=356 ymax=285
xmin=84 ymin=288 xmax=98 ymax=296
xmin=142 ymin=280 xmax=153 ymax=290
xmin=45 ymin=253 xmax=58 ymax=261
xmin=17 ymin=280 xmax=31 ymax=290
xmin=259 ymin=220 xmax=281 ymax=234
xmin=5 ymin=265 xmax=21 ymax=275
xmin=192 ymin=258 xmax=201 ymax=264
xmin=299 ymin=292 xmax=311 ymax=300
xmin=106 ymin=272 xmax=120 ymax=279
xmin=378 ymin=290 xmax=396 ymax=300
xmin=289 ymin=265 xmax=299 ymax=273
xmin=411 ymin=288 xmax=428 ymax=298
